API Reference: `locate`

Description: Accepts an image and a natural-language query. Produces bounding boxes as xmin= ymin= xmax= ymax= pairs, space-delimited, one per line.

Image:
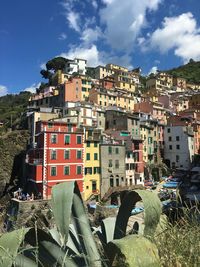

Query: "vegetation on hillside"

xmin=0 ymin=91 xmax=31 ymax=131
xmin=0 ymin=130 xmax=29 ymax=196
xmin=166 ymin=59 xmax=200 ymax=84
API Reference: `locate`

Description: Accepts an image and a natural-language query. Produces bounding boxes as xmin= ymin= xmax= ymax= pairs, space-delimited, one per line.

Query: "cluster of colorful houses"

xmin=25 ymin=58 xmax=200 ymax=200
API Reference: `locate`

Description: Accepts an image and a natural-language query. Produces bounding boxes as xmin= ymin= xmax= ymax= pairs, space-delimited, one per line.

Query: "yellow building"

xmin=89 ymin=87 xmax=135 ymax=111
xmin=187 ymin=83 xmax=200 ymax=90
xmin=189 ymin=93 xmax=200 ymax=108
xmin=83 ymin=128 xmax=101 ymax=200
xmin=106 ymin=63 xmax=128 ymax=72
xmin=140 ymin=119 xmax=161 ymax=164
xmin=146 ymin=72 xmax=173 ymax=94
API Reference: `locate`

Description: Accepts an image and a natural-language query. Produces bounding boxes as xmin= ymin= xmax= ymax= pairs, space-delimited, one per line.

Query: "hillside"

xmin=0 ymin=91 xmax=31 ymax=196
xmin=0 ymin=91 xmax=31 ymax=131
xmin=0 ymin=130 xmax=29 ymax=196
xmin=166 ymin=59 xmax=200 ymax=84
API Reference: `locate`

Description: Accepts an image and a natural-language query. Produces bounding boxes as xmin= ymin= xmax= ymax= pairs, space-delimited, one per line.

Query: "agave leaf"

xmin=67 ymin=224 xmax=82 ymax=255
xmin=25 ymin=228 xmax=79 ymax=267
xmin=106 ymin=235 xmax=161 ymax=267
xmin=49 ymin=228 xmax=62 ymax=246
xmin=114 ymin=191 xmax=141 ymax=239
xmin=15 ymin=254 xmax=38 ymax=267
xmin=51 ymin=181 xmax=75 ymax=246
xmin=101 ymin=217 xmax=116 ymax=244
xmin=114 ymin=190 xmax=161 ymax=239
xmin=136 ymin=190 xmax=162 ymax=237
xmin=155 ymin=214 xmax=168 ymax=236
xmin=0 ymin=228 xmax=30 ymax=267
xmin=72 ymin=182 xmax=102 ymax=267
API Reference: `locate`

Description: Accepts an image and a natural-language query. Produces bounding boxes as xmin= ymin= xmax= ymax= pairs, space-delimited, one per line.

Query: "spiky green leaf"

xmin=72 ymin=183 xmax=102 ymax=267
xmin=51 ymin=181 xmax=75 ymax=245
xmin=114 ymin=190 xmax=161 ymax=239
xmin=107 ymin=235 xmax=161 ymax=267
xmin=0 ymin=228 xmax=30 ymax=267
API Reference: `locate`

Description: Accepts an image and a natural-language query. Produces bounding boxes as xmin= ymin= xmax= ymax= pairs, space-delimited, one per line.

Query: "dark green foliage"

xmin=0 ymin=130 xmax=29 ymax=196
xmin=40 ymin=69 xmax=52 ymax=80
xmin=166 ymin=59 xmax=200 ymax=84
xmin=0 ymin=91 xmax=31 ymax=130
xmin=46 ymin=57 xmax=67 ymax=72
xmin=40 ymin=57 xmax=68 ymax=80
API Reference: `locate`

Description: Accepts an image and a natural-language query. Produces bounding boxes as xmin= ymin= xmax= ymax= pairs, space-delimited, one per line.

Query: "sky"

xmin=1 ymin=0 xmax=200 ymax=95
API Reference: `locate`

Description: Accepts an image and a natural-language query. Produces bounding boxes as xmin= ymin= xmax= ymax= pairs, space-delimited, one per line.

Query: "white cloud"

xmin=92 ymin=0 xmax=98 ymax=9
xmin=59 ymin=33 xmax=67 ymax=40
xmin=80 ymin=27 xmax=102 ymax=44
xmin=23 ymin=83 xmax=41 ymax=94
xmin=100 ymin=0 xmax=162 ymax=51
xmin=148 ymin=66 xmax=158 ymax=75
xmin=60 ymin=44 xmax=104 ymax=66
xmin=0 ymin=85 xmax=8 ymax=96
xmin=40 ymin=63 xmax=46 ymax=69
xmin=149 ymin=12 xmax=200 ymax=62
xmin=67 ymin=11 xmax=80 ymax=32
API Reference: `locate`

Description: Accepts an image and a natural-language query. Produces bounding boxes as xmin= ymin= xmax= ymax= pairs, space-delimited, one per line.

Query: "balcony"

xmin=28 ymin=158 xmax=43 ymax=165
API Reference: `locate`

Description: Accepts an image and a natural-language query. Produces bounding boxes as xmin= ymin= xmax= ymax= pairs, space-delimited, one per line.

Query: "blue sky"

xmin=1 ymin=0 xmax=200 ymax=95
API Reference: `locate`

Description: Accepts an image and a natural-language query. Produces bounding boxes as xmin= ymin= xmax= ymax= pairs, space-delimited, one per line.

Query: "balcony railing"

xmin=28 ymin=158 xmax=43 ymax=165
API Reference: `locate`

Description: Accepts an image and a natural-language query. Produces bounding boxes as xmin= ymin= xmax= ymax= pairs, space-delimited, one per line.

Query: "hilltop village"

xmin=24 ymin=57 xmax=200 ymax=200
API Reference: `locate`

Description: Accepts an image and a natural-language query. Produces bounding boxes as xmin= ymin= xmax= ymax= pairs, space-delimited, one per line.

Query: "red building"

xmin=26 ymin=121 xmax=84 ymax=199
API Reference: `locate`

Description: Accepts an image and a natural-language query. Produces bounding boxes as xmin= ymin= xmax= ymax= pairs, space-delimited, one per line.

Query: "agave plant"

xmin=0 ymin=182 xmax=102 ymax=267
xmin=94 ymin=190 xmax=162 ymax=267
xmin=0 ymin=182 xmax=163 ymax=267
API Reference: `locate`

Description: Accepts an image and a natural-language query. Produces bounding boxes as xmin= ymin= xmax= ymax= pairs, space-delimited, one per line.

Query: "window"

xmin=116 ymin=178 xmax=119 ymax=187
xmin=48 ymin=122 xmax=53 ymax=128
xmin=94 ymin=142 xmax=98 ymax=147
xmin=86 ymin=153 xmax=90 ymax=160
xmin=85 ymin=167 xmax=92 ymax=175
xmin=94 ymin=167 xmax=100 ymax=174
xmin=130 ymin=163 xmax=135 ymax=170
xmin=77 ymin=166 xmax=82 ymax=175
xmin=176 ymin=155 xmax=179 ymax=163
xmin=68 ymin=124 xmax=72 ymax=132
xmin=77 ymin=150 xmax=82 ymax=159
xmin=167 ymin=128 xmax=171 ymax=133
xmin=168 ymin=136 xmax=172 ymax=141
xmin=51 ymin=134 xmax=57 ymax=144
xmin=110 ymin=178 xmax=114 ymax=187
xmin=51 ymin=166 xmax=57 ymax=176
xmin=108 ymin=146 xmax=112 ymax=154
xmin=64 ymin=150 xmax=70 ymax=159
xmin=64 ymin=166 xmax=70 ymax=175
xmin=76 ymin=135 xmax=82 ymax=144
xmin=108 ymin=160 xmax=112 ymax=167
xmin=65 ymin=135 xmax=70 ymax=144
xmin=176 ymin=145 xmax=180 ymax=149
xmin=86 ymin=141 xmax=90 ymax=147
xmin=176 ymin=136 xmax=180 ymax=141
xmin=115 ymin=160 xmax=119 ymax=169
xmin=94 ymin=153 xmax=98 ymax=160
xmin=51 ymin=150 xmax=57 ymax=160
xmin=169 ymin=145 xmax=172 ymax=150
xmin=126 ymin=163 xmax=129 ymax=170
xmin=115 ymin=147 xmax=119 ymax=154
xmin=92 ymin=181 xmax=97 ymax=191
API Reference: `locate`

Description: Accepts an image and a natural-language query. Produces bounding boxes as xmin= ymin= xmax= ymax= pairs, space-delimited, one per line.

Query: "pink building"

xmin=134 ymin=101 xmax=167 ymax=124
xmin=64 ymin=77 xmax=82 ymax=102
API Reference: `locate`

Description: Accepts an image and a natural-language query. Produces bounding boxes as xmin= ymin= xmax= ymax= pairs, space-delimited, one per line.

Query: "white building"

xmin=164 ymin=125 xmax=194 ymax=169
xmin=64 ymin=58 xmax=87 ymax=75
